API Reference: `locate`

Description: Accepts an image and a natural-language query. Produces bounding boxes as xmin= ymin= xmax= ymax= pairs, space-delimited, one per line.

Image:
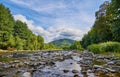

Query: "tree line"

xmin=0 ymin=4 xmax=57 ymax=50
xmin=80 ymin=0 xmax=120 ymax=49
xmin=0 ymin=0 xmax=120 ymax=51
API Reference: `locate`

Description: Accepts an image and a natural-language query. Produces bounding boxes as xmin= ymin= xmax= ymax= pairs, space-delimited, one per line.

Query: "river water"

xmin=0 ymin=50 xmax=120 ymax=77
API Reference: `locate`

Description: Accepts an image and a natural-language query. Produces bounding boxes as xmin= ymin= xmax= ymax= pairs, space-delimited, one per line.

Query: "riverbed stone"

xmin=63 ymin=69 xmax=69 ymax=73
xmin=72 ymin=70 xmax=79 ymax=73
xmin=0 ymin=50 xmax=120 ymax=77
xmin=74 ymin=74 xmax=80 ymax=77
xmin=23 ymin=72 xmax=32 ymax=77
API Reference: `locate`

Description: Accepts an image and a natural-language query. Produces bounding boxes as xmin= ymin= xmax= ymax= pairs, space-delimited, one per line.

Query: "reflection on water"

xmin=1 ymin=51 xmax=119 ymax=77
xmin=55 ymin=59 xmax=81 ymax=71
xmin=33 ymin=56 xmax=95 ymax=77
xmin=33 ymin=58 xmax=83 ymax=77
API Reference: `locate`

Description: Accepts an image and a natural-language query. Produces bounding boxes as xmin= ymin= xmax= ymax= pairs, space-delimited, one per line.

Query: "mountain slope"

xmin=50 ymin=39 xmax=75 ymax=47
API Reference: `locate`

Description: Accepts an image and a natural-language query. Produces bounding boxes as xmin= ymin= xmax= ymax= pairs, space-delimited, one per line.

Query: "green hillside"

xmin=50 ymin=39 xmax=75 ymax=47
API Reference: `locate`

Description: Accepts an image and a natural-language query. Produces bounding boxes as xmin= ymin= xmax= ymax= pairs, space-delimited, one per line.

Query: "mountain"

xmin=49 ymin=39 xmax=75 ymax=47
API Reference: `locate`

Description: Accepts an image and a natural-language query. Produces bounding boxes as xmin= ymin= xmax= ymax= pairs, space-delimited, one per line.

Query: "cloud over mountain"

xmin=14 ymin=14 xmax=84 ymax=43
xmin=0 ymin=0 xmax=107 ymax=42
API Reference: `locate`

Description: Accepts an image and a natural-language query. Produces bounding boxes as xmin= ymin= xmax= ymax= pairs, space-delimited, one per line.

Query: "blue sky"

xmin=0 ymin=0 xmax=109 ymax=42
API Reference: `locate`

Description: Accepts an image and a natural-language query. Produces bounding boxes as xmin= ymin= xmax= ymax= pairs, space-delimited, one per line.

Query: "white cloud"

xmin=13 ymin=14 xmax=84 ymax=43
xmin=13 ymin=14 xmax=51 ymax=42
xmin=10 ymin=0 xmax=100 ymax=32
xmin=10 ymin=0 xmax=67 ymax=13
xmin=9 ymin=0 xmax=107 ymax=42
xmin=48 ymin=25 xmax=83 ymax=41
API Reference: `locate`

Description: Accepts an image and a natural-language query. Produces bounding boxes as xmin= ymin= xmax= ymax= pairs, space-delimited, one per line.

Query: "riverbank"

xmin=0 ymin=50 xmax=120 ymax=77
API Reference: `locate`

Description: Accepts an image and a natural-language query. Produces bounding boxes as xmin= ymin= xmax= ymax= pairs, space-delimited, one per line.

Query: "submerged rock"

xmin=63 ymin=69 xmax=69 ymax=73
xmin=23 ymin=72 xmax=32 ymax=77
xmin=1 ymin=50 xmax=120 ymax=77
xmin=72 ymin=70 xmax=79 ymax=73
xmin=74 ymin=74 xmax=80 ymax=77
xmin=12 ymin=52 xmax=27 ymax=58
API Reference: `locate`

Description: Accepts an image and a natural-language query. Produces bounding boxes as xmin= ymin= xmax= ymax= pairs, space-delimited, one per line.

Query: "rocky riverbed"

xmin=0 ymin=50 xmax=120 ymax=77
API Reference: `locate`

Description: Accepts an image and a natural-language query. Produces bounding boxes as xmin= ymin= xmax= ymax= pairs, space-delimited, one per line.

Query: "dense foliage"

xmin=0 ymin=4 xmax=14 ymax=49
xmin=70 ymin=41 xmax=84 ymax=51
xmin=0 ymin=0 xmax=120 ymax=51
xmin=81 ymin=0 xmax=120 ymax=48
xmin=0 ymin=4 xmax=45 ymax=50
xmin=87 ymin=42 xmax=120 ymax=54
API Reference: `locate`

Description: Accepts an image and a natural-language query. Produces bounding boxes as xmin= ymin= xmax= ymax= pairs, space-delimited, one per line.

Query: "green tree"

xmin=81 ymin=1 xmax=113 ymax=48
xmin=37 ymin=35 xmax=44 ymax=50
xmin=81 ymin=34 xmax=91 ymax=48
xmin=93 ymin=16 xmax=113 ymax=42
xmin=7 ymin=34 xmax=15 ymax=48
xmin=0 ymin=4 xmax=14 ymax=49
xmin=13 ymin=20 xmax=33 ymax=50
xmin=15 ymin=36 xmax=24 ymax=50
xmin=107 ymin=0 xmax=120 ymax=42
xmin=14 ymin=20 xmax=32 ymax=40
xmin=0 ymin=4 xmax=45 ymax=50
xmin=0 ymin=4 xmax=14 ymax=33
xmin=70 ymin=41 xmax=84 ymax=50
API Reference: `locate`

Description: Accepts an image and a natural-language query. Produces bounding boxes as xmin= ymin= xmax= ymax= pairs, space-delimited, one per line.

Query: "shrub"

xmin=87 ymin=41 xmax=120 ymax=53
xmin=87 ymin=44 xmax=100 ymax=54
xmin=99 ymin=42 xmax=120 ymax=52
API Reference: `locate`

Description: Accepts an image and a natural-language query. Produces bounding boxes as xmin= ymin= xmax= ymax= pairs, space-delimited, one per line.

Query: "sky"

xmin=0 ymin=0 xmax=109 ymax=43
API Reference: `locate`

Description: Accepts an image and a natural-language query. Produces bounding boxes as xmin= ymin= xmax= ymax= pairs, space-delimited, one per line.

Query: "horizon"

xmin=0 ymin=0 xmax=109 ymax=43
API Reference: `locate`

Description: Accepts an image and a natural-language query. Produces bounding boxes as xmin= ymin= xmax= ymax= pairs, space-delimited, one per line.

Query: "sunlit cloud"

xmin=0 ymin=0 xmax=107 ymax=42
xmin=14 ymin=14 xmax=84 ymax=43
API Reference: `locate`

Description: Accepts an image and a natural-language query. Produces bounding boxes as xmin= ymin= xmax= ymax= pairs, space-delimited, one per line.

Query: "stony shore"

xmin=0 ymin=50 xmax=120 ymax=77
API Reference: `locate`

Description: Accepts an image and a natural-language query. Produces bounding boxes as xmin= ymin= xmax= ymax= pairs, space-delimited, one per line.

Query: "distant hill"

xmin=49 ymin=39 xmax=75 ymax=47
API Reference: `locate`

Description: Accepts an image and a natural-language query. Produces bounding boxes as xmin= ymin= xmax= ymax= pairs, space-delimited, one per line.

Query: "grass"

xmin=0 ymin=57 xmax=15 ymax=62
xmin=93 ymin=60 xmax=106 ymax=65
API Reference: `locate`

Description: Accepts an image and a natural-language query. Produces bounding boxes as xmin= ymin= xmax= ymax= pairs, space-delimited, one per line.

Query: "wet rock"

xmin=70 ymin=62 xmax=73 ymax=64
xmin=12 ymin=52 xmax=27 ymax=58
xmin=74 ymin=74 xmax=80 ymax=77
xmin=29 ymin=57 xmax=37 ymax=61
xmin=111 ymin=66 xmax=120 ymax=72
xmin=63 ymin=69 xmax=69 ymax=73
xmin=93 ymin=65 xmax=103 ymax=69
xmin=23 ymin=72 xmax=32 ymax=77
xmin=87 ymin=69 xmax=93 ymax=73
xmin=46 ymin=61 xmax=55 ymax=66
xmin=24 ymin=61 xmax=30 ymax=65
xmin=114 ymin=60 xmax=120 ymax=65
xmin=106 ymin=68 xmax=116 ymax=73
xmin=17 ymin=69 xmax=24 ymax=73
xmin=83 ymin=57 xmax=93 ymax=61
xmin=81 ymin=50 xmax=94 ymax=58
xmin=0 ymin=74 xmax=6 ymax=77
xmin=95 ymin=71 xmax=107 ymax=77
xmin=93 ymin=67 xmax=108 ymax=74
xmin=3 ymin=64 xmax=11 ymax=69
xmin=72 ymin=56 xmax=82 ymax=61
xmin=57 ymin=57 xmax=65 ymax=62
xmin=55 ymin=53 xmax=61 ymax=56
xmin=1 ymin=50 xmax=120 ymax=77
xmin=95 ymin=55 xmax=115 ymax=62
xmin=107 ymin=61 xmax=115 ymax=65
xmin=72 ymin=70 xmax=79 ymax=73
xmin=33 ymin=53 xmax=40 ymax=56
xmin=81 ymin=70 xmax=87 ymax=74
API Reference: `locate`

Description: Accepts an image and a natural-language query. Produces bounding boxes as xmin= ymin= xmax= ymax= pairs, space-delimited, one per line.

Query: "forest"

xmin=0 ymin=0 xmax=120 ymax=77
xmin=0 ymin=0 xmax=120 ymax=53
xmin=81 ymin=0 xmax=120 ymax=54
